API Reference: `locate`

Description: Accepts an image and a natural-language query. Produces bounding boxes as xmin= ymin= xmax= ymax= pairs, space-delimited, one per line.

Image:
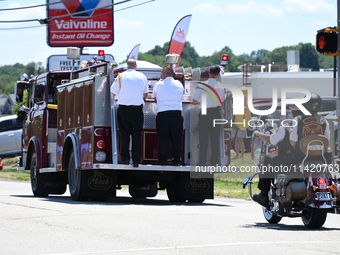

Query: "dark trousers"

xmin=258 ymin=153 xmax=295 ymax=192
xmin=156 ymin=110 xmax=183 ymax=164
xmin=117 ymin=105 xmax=143 ymax=164
xmin=198 ymin=107 xmax=222 ymax=166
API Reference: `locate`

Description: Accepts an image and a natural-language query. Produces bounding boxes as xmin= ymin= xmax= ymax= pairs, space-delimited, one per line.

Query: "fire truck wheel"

xmin=166 ymin=174 xmax=185 ymax=203
xmin=129 ymin=182 xmax=158 ymax=198
xmin=187 ymin=198 xmax=205 ymax=203
xmin=68 ymin=151 xmax=88 ymax=201
xmin=30 ymin=152 xmax=49 ymax=197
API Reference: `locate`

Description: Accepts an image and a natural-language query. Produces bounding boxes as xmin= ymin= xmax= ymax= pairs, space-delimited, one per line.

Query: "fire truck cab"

xmin=16 ymin=52 xmax=229 ymax=202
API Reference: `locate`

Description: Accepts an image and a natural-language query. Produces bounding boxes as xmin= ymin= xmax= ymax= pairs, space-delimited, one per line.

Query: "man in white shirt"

xmin=152 ymin=66 xmax=184 ymax=166
xmin=252 ymin=124 xmax=295 ymax=208
xmin=111 ymin=59 xmax=148 ymax=167
xmin=192 ymin=65 xmax=226 ymax=166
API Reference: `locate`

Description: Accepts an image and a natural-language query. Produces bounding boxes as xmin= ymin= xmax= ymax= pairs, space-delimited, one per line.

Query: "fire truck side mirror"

xmin=109 ymin=62 xmax=118 ymax=73
xmin=15 ymin=81 xmax=28 ymax=103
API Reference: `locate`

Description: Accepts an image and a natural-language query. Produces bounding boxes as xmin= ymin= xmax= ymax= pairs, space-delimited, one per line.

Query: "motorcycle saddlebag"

xmin=276 ymin=174 xmax=307 ymax=203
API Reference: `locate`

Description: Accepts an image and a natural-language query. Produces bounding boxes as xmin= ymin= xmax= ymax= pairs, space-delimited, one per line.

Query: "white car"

xmin=0 ymin=115 xmax=22 ymax=158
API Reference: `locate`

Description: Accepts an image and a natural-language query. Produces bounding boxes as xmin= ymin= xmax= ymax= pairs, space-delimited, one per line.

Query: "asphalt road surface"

xmin=1 ymin=180 xmax=340 ymax=255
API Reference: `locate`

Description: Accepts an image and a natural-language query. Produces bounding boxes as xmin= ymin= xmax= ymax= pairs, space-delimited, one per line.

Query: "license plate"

xmin=316 ymin=192 xmax=331 ymax=201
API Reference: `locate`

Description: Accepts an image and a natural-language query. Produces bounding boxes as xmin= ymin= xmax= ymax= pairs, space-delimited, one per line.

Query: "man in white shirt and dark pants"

xmin=111 ymin=59 xmax=148 ymax=167
xmin=193 ymin=65 xmax=226 ymax=166
xmin=152 ymin=66 xmax=184 ymax=166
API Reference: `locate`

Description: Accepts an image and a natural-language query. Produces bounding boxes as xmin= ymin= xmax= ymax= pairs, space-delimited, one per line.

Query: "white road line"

xmin=41 ymin=240 xmax=340 ymax=255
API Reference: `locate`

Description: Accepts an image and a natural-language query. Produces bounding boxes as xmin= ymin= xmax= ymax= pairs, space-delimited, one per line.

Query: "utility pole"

xmin=337 ymin=0 xmax=340 ymax=156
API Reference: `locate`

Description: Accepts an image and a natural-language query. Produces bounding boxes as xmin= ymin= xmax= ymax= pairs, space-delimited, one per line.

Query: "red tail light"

xmin=318 ymin=178 xmax=328 ymax=187
xmin=97 ymin=140 xmax=105 ymax=149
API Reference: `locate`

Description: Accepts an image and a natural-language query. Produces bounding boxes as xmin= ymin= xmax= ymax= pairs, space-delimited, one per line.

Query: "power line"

xmin=113 ymin=0 xmax=155 ymax=12
xmin=47 ymin=0 xmax=133 ymax=22
xmin=0 ymin=0 xmax=155 ymax=30
xmin=0 ymin=0 xmax=133 ymax=23
xmin=0 ymin=0 xmax=72 ymax=12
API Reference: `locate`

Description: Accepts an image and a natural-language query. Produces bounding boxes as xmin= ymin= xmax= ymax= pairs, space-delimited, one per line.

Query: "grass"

xmin=0 ymin=152 xmax=260 ymax=200
xmin=214 ymin=152 xmax=260 ymax=199
xmin=0 ymin=157 xmax=30 ymax=181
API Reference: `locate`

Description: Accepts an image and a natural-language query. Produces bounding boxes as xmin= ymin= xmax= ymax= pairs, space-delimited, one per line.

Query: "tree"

xmin=298 ymin=43 xmax=320 ymax=71
xmin=25 ymin=62 xmax=46 ymax=77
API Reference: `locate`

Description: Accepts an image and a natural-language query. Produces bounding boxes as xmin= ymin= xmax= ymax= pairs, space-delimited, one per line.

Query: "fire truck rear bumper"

xmin=93 ymin=164 xmax=194 ymax=172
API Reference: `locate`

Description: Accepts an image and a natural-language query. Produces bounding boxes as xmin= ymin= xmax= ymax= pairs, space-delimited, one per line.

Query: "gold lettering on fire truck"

xmin=88 ymin=170 xmax=112 ymax=190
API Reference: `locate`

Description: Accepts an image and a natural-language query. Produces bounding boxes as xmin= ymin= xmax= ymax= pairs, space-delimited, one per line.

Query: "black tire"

xmin=68 ymin=151 xmax=88 ymax=201
xmin=30 ymin=152 xmax=49 ymax=197
xmin=302 ymin=208 xmax=327 ymax=229
xmin=129 ymin=182 xmax=158 ymax=198
xmin=166 ymin=175 xmax=185 ymax=203
xmin=90 ymin=197 xmax=107 ymax=202
xmin=263 ymin=207 xmax=282 ymax=224
xmin=187 ymin=198 xmax=205 ymax=203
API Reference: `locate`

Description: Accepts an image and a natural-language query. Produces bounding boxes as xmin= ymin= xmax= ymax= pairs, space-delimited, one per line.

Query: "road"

xmin=1 ymin=180 xmax=340 ymax=255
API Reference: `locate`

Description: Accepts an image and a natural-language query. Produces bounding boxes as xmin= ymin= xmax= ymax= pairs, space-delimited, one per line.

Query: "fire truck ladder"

xmin=110 ymin=103 xmax=119 ymax=164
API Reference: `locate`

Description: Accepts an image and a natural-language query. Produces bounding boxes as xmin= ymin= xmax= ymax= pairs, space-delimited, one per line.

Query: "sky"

xmin=0 ymin=0 xmax=337 ymax=68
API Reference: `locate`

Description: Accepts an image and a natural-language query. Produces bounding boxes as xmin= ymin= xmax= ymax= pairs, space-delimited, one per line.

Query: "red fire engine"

xmin=15 ymin=51 xmax=231 ymax=202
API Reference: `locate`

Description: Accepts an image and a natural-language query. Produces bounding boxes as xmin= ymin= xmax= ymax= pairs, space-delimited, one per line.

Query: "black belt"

xmin=119 ymin=104 xmax=142 ymax=108
xmin=158 ymin=110 xmax=181 ymax=114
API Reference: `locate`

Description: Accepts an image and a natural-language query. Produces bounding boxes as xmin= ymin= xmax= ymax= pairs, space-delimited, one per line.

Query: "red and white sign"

xmin=47 ymin=0 xmax=114 ymax=47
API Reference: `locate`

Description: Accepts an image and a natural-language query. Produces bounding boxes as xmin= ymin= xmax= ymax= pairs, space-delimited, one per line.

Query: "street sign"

xmin=47 ymin=54 xmax=115 ymax=71
xmin=47 ymin=0 xmax=114 ymax=47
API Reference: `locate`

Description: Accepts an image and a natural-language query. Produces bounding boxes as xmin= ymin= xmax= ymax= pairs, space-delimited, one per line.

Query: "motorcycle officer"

xmin=252 ymin=108 xmax=302 ymax=208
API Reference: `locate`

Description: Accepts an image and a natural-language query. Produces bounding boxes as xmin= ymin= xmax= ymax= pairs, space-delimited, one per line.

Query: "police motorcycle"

xmin=243 ymin=129 xmax=339 ymax=229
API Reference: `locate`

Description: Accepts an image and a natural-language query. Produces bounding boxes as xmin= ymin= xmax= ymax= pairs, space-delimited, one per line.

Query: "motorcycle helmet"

xmin=288 ymin=104 xmax=303 ymax=117
xmin=302 ymin=92 xmax=323 ymax=114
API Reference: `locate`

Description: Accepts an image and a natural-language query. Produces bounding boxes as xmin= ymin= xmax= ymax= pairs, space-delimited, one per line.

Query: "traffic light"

xmin=316 ymin=27 xmax=338 ymax=55
xmin=220 ymin=54 xmax=229 ymax=66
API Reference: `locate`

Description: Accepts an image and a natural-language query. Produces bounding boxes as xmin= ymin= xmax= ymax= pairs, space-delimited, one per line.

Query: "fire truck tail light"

xmin=97 ymin=140 xmax=105 ymax=149
xmin=96 ymin=151 xmax=106 ymax=162
xmin=94 ymin=128 xmax=108 ymax=136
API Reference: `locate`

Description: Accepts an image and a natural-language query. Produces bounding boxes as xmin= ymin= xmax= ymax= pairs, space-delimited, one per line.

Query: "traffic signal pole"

xmin=337 ymin=0 xmax=340 ymax=156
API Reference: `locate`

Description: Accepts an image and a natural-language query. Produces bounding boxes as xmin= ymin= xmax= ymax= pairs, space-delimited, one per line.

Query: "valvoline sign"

xmin=47 ymin=0 xmax=114 ymax=47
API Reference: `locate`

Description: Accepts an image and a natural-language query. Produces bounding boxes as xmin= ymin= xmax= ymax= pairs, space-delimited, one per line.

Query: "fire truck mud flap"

xmin=166 ymin=172 xmax=214 ymax=203
xmin=80 ymin=170 xmax=117 ymax=200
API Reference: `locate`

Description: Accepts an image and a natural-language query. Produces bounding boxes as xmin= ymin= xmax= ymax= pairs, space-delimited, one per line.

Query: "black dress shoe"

xmin=158 ymin=161 xmax=167 ymax=166
xmin=172 ymin=160 xmax=180 ymax=166
xmin=119 ymin=159 xmax=129 ymax=165
xmin=133 ymin=163 xmax=139 ymax=168
xmin=253 ymin=191 xmax=270 ymax=208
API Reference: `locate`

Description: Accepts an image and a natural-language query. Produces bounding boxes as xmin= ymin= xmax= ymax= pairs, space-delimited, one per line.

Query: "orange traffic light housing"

xmin=316 ymin=27 xmax=338 ymax=55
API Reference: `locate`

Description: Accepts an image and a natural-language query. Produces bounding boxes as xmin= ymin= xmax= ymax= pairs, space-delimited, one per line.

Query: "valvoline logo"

xmin=63 ymin=0 xmax=101 ymax=17
xmin=175 ymin=28 xmax=186 ymax=39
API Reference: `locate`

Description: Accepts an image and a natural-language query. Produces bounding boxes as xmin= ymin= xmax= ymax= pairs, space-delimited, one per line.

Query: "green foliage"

xmin=139 ymin=41 xmax=325 ymax=73
xmin=0 ymin=62 xmax=45 ymax=95
xmin=12 ymin=90 xmax=28 ymax=114
xmin=0 ymin=43 xmax=332 ymax=96
xmin=298 ymin=43 xmax=320 ymax=70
